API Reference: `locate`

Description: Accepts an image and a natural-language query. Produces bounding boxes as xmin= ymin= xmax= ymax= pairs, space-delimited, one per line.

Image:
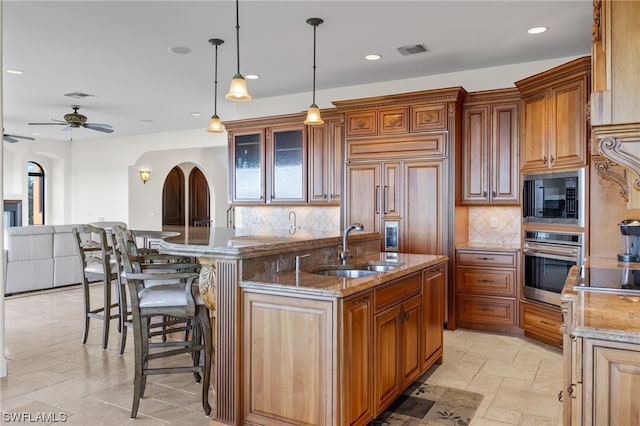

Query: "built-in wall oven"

xmin=522 ymin=230 xmax=584 ymax=306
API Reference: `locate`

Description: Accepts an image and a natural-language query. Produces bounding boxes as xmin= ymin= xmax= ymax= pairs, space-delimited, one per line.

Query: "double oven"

xmin=521 ymin=168 xmax=586 ymax=307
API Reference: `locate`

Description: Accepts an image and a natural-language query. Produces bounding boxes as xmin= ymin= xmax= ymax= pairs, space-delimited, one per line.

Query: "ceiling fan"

xmin=29 ymin=105 xmax=114 ymax=133
xmin=3 ymin=130 xmax=35 ymax=143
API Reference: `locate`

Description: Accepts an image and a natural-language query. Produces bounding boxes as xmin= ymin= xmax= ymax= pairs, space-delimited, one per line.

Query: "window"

xmin=28 ymin=161 xmax=45 ymax=225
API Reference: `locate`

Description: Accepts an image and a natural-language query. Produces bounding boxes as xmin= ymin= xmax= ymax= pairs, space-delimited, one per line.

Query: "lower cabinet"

xmin=520 ymin=299 xmax=563 ymax=348
xmin=242 ymin=262 xmax=447 ymax=426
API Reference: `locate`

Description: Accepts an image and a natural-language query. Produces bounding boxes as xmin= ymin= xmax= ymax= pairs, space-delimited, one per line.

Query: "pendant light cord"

xmin=234 ymin=0 xmax=241 ymax=75
xmin=312 ymin=23 xmax=317 ymax=105
xmin=214 ymin=43 xmax=219 ymax=114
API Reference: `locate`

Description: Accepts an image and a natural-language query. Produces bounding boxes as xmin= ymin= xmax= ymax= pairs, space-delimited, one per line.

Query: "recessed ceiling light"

xmin=365 ymin=54 xmax=381 ymax=61
xmin=169 ymin=46 xmax=192 ymax=54
xmin=31 ymin=132 xmax=40 ymax=136
xmin=528 ymin=26 xmax=548 ymax=34
xmin=190 ymin=112 xmax=203 ymax=117
xmin=6 ymin=69 xmax=23 ymax=75
xmin=245 ymin=74 xmax=260 ymax=80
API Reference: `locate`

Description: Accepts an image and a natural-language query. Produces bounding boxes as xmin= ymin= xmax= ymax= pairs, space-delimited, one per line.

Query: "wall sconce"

xmin=139 ymin=170 xmax=150 ymax=184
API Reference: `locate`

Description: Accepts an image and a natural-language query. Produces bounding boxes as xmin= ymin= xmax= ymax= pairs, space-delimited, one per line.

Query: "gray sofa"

xmin=3 ymin=222 xmax=130 ymax=295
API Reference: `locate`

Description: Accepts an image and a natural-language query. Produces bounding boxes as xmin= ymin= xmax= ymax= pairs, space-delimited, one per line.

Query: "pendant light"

xmin=207 ymin=38 xmax=225 ymax=133
xmin=225 ymin=0 xmax=251 ymax=101
xmin=304 ymin=17 xmax=324 ymax=125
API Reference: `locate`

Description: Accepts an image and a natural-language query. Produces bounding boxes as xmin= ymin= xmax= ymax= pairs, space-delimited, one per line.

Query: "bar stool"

xmin=114 ymin=228 xmax=212 ymax=418
xmin=73 ymin=224 xmax=121 ymax=350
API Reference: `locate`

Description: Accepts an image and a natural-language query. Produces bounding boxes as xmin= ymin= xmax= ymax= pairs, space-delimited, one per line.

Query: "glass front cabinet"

xmin=228 ymin=119 xmax=307 ymax=204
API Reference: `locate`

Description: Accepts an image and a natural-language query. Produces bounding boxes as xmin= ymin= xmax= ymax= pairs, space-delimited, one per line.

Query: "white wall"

xmin=3 ymin=56 xmax=581 ymax=228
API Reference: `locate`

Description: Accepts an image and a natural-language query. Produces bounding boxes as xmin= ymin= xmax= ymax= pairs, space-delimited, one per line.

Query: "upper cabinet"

xmin=226 ymin=110 xmax=341 ymax=205
xmin=515 ymin=56 xmax=591 ymax=173
xmin=460 ymin=89 xmax=520 ymax=204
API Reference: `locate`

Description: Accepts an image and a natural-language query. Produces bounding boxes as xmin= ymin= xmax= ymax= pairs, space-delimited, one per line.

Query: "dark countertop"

xmin=561 ymin=257 xmax=640 ymax=344
xmin=241 ymin=252 xmax=448 ymax=298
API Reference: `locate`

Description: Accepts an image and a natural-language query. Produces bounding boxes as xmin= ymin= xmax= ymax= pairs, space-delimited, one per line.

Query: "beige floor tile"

xmin=482 ymin=406 xmax=522 ymax=424
xmin=490 ymin=386 xmax=563 ymax=419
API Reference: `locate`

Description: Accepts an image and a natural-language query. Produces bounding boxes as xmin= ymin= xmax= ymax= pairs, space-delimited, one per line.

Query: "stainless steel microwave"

xmin=522 ymin=168 xmax=585 ymax=227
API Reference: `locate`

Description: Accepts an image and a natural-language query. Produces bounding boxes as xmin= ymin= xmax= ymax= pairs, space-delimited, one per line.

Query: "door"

xmin=346 ymin=162 xmax=382 ymax=234
xmin=162 ymin=166 xmax=185 ymax=226
xmin=189 ymin=167 xmax=210 ymax=226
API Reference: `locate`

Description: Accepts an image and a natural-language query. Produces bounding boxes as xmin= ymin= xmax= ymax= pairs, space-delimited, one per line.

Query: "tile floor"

xmin=0 ymin=283 xmax=563 ymax=425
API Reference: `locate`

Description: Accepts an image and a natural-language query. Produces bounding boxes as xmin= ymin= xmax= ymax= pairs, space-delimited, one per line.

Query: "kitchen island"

xmin=560 ymin=258 xmax=640 ymax=426
xmin=159 ymin=227 xmax=448 ymax=426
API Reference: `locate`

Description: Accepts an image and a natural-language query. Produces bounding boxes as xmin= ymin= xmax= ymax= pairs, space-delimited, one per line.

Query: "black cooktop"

xmin=574 ymin=266 xmax=640 ymax=293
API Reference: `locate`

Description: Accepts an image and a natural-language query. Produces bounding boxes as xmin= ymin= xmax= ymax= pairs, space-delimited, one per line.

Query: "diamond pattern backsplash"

xmin=235 ymin=206 xmax=341 ymax=238
xmin=468 ymin=206 xmax=521 ymax=244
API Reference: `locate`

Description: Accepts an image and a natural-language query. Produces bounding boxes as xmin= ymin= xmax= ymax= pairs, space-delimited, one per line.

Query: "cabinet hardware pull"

xmin=477 ymin=307 xmax=494 ymax=312
xmin=567 ymin=384 xmax=575 ymax=395
xmin=483 ymin=191 xmax=487 ymax=198
xmin=375 ymin=185 xmax=380 ymax=214
xmin=543 ymin=156 xmax=548 ymax=164
xmin=478 ymin=279 xmax=495 ymax=283
xmin=558 ymin=390 xmax=563 ymax=402
xmin=492 ymin=190 xmax=496 ymax=198
xmin=476 ymin=257 xmax=494 ymax=260
xmin=323 ymin=193 xmax=328 ymax=200
xmin=550 ymin=155 xmax=555 ymax=164
xmin=383 ymin=185 xmax=389 ymax=214
xmin=540 ymin=320 xmax=555 ymax=326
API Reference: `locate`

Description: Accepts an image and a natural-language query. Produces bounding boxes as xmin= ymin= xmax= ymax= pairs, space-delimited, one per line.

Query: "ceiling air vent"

xmin=64 ymin=92 xmax=96 ymax=99
xmin=396 ymin=44 xmax=429 ymax=56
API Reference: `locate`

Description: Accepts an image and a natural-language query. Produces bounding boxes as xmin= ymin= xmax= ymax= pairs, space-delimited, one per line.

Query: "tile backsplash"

xmin=468 ymin=206 xmax=521 ymax=244
xmin=235 ymin=206 xmax=341 ymax=238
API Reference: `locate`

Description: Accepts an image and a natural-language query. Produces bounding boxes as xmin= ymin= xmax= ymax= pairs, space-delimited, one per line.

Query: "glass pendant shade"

xmin=304 ymin=104 xmax=324 ymax=125
xmin=207 ymin=115 xmax=225 ymax=133
xmin=225 ymin=74 xmax=252 ymax=101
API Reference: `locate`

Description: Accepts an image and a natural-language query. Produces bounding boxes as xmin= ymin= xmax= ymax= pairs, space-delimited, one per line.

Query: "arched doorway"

xmin=189 ymin=168 xmax=210 ymax=226
xmin=162 ymin=165 xmax=211 ymax=228
xmin=162 ymin=166 xmax=185 ymax=226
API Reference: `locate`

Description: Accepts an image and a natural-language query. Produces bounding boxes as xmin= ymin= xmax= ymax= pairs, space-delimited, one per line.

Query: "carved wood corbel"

xmin=594 ymin=123 xmax=640 ymax=192
xmin=593 ymin=155 xmax=629 ymax=202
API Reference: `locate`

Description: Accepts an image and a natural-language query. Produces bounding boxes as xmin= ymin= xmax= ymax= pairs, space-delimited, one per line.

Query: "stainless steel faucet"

xmin=339 ymin=223 xmax=364 ymax=265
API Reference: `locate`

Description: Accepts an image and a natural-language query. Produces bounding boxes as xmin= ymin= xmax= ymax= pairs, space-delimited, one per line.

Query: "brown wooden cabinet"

xmin=515 ymin=56 xmax=591 ymax=172
xmin=520 ymin=299 xmax=562 ymax=348
xmin=308 ymin=112 xmax=342 ymax=204
xmin=421 ymin=266 xmax=445 ymax=369
xmin=373 ymin=273 xmax=422 ymax=416
xmin=341 ymin=291 xmax=374 ymax=426
xmin=455 ymin=248 xmax=520 ymax=333
xmin=461 ymin=89 xmax=519 ymax=204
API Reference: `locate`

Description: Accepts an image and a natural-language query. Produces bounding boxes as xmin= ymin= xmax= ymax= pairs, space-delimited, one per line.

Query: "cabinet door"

xmin=346 ymin=163 xmax=381 ymax=234
xmin=400 ymin=295 xmax=421 ymax=388
xmin=461 ymin=105 xmax=490 ymax=202
xmin=231 ymin=131 xmax=265 ymax=203
xmin=342 ymin=293 xmax=373 ymax=426
xmin=382 ymin=162 xmax=400 ymax=217
xmin=402 ymin=159 xmax=444 ymax=254
xmin=520 ymin=91 xmax=549 ymax=171
xmin=374 ymin=306 xmax=401 ymax=413
xmin=269 ymin=126 xmax=307 ymax=203
xmin=585 ymin=338 xmax=640 ymax=426
xmin=550 ymin=78 xmax=588 ymax=169
xmin=422 ymin=266 xmax=444 ymax=369
xmin=491 ymin=102 xmax=519 ymax=202
xmin=308 ymin=120 xmax=342 ymax=204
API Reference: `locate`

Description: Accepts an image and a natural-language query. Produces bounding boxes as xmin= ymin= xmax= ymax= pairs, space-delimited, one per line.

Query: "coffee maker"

xmin=618 ymin=219 xmax=640 ymax=262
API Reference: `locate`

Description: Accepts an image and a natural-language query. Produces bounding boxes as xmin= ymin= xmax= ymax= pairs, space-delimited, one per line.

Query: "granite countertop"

xmin=240 ymin=252 xmax=448 ymax=298
xmin=456 ymin=242 xmax=521 ymax=252
xmin=561 ymin=257 xmax=640 ymax=344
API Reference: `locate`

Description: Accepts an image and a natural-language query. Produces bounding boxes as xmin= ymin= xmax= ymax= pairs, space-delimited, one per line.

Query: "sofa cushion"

xmin=4 ymin=225 xmax=54 ymax=262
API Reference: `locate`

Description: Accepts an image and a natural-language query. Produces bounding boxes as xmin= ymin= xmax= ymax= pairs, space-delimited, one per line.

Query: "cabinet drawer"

xmin=374 ymin=273 xmax=420 ymax=313
xmin=379 ymin=108 xmax=408 ymax=134
xmin=346 ymin=133 xmax=446 ymax=160
xmin=520 ymin=302 xmax=562 ymax=337
xmin=456 ymin=267 xmax=516 ymax=297
xmin=346 ymin=111 xmax=377 ymax=137
xmin=456 ymin=295 xmax=516 ymax=326
xmin=410 ymin=104 xmax=447 ymax=131
xmin=456 ymin=251 xmax=517 ymax=268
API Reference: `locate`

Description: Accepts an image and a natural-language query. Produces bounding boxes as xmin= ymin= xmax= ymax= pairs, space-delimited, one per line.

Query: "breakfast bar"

xmin=159 ymin=227 xmax=448 ymax=426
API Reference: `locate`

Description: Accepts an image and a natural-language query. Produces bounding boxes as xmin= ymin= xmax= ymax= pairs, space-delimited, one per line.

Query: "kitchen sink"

xmin=313 ymin=261 xmax=404 ymax=278
xmin=314 ymin=269 xmax=378 ymax=278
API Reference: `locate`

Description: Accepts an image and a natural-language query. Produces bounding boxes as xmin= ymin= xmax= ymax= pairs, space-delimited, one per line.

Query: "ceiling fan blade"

xmin=3 ymin=133 xmax=35 ymax=143
xmin=83 ymin=123 xmax=114 ymax=133
xmin=29 ymin=122 xmax=67 ymax=125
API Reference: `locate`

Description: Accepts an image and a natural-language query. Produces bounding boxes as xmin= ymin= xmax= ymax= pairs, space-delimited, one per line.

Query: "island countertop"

xmin=240 ymin=252 xmax=448 ymax=298
xmin=561 ymin=257 xmax=640 ymax=344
